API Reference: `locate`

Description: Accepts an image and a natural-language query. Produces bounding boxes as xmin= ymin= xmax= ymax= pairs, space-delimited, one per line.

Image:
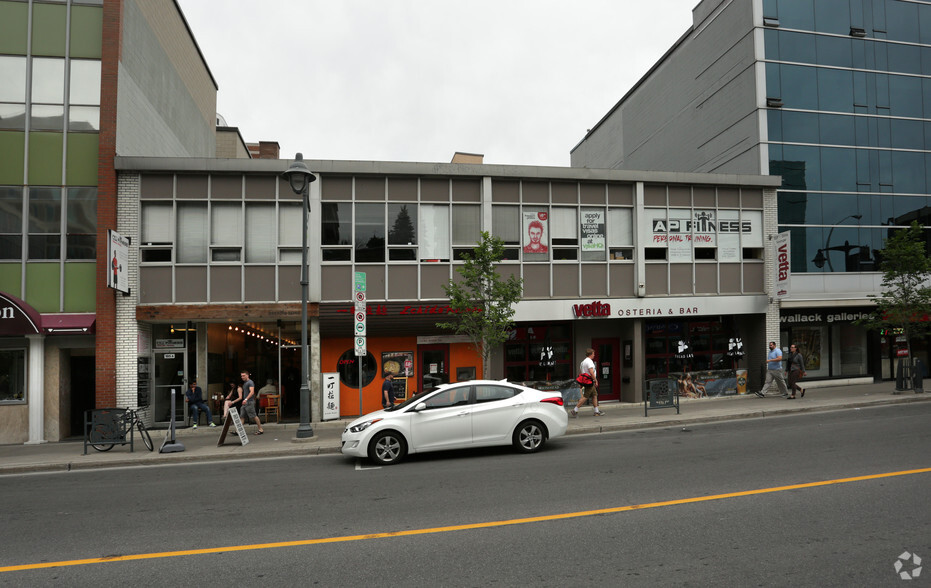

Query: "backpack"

xmin=576 ymin=372 xmax=595 ymax=387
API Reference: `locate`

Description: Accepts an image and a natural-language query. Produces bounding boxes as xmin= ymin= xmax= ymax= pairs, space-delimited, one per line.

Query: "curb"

xmin=2 ymin=394 xmax=927 ymax=476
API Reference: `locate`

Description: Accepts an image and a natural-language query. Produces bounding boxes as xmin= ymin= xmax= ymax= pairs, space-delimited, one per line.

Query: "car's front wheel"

xmin=513 ymin=420 xmax=547 ymax=453
xmin=368 ymin=430 xmax=407 ymax=465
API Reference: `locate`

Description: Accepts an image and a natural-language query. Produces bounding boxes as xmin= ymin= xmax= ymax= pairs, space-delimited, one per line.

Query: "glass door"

xmin=419 ymin=344 xmax=449 ymax=394
xmin=153 ymin=349 xmax=186 ymax=423
xmin=591 ymin=338 xmax=620 ymax=402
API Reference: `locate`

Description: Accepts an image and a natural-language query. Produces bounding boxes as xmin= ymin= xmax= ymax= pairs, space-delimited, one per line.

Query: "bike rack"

xmin=84 ymin=408 xmax=134 ymax=454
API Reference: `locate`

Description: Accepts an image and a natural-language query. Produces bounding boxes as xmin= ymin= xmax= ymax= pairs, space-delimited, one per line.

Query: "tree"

xmin=437 ymin=232 xmax=523 ymax=380
xmin=857 ymin=221 xmax=931 ymax=361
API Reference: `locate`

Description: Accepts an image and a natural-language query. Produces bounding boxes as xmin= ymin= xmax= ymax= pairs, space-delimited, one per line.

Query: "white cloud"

xmin=179 ymin=0 xmax=696 ymax=166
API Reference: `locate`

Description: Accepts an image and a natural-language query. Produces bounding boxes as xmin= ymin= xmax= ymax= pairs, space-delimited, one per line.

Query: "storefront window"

xmin=0 ymin=348 xmax=26 ymax=402
xmin=504 ymin=323 xmax=572 ymax=383
xmin=645 ymin=318 xmax=734 ymax=378
xmin=336 ymin=349 xmax=377 ymax=388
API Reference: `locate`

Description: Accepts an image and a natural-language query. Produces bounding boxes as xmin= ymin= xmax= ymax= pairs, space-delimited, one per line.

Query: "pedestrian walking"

xmin=239 ymin=370 xmax=264 ymax=434
xmin=755 ymin=341 xmax=789 ymax=397
xmin=223 ymin=380 xmax=241 ymax=421
xmin=382 ymin=372 xmax=396 ymax=409
xmin=786 ymin=343 xmax=806 ymax=399
xmin=571 ymin=348 xmax=605 ymax=417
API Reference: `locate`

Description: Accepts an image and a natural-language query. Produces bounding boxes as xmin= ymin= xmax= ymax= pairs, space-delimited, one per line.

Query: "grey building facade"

xmin=572 ymin=0 xmax=929 ymax=382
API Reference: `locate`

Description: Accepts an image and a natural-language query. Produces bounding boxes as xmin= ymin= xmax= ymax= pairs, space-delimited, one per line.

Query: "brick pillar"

xmin=94 ymin=0 xmax=123 ymax=407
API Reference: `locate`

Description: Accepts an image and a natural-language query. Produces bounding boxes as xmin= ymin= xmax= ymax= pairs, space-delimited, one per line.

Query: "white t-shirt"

xmin=581 ymin=356 xmax=595 ymax=378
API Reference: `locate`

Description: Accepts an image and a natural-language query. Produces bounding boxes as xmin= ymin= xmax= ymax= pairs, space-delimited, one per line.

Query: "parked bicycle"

xmin=87 ymin=407 xmax=153 ymax=452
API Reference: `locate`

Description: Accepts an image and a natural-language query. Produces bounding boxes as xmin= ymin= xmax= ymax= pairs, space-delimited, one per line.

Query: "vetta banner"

xmin=775 ymin=231 xmax=790 ymax=299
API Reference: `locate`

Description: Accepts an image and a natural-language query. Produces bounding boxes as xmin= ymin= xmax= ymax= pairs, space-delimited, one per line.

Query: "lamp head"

xmin=812 ymin=249 xmax=826 ymax=269
xmin=282 ymin=153 xmax=316 ymax=195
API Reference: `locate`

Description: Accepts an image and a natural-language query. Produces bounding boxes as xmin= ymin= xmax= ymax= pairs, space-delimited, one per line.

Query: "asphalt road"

xmin=1 ymin=403 xmax=929 ymax=587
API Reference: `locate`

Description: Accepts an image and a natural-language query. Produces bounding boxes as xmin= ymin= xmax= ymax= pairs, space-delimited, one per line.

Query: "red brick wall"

xmin=94 ymin=0 xmax=123 ymax=408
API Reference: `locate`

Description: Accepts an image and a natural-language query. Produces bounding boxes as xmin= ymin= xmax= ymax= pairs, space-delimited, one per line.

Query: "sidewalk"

xmin=1 ymin=381 xmax=927 ymax=475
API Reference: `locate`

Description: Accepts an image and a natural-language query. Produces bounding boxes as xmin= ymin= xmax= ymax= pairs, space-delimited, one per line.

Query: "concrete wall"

xmin=571 ymin=0 xmax=761 ymax=175
xmin=116 ymin=0 xmax=217 ymax=157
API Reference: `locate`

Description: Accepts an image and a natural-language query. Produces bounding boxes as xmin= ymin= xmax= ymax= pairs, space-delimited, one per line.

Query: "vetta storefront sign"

xmin=573 ymin=301 xmax=611 ymax=318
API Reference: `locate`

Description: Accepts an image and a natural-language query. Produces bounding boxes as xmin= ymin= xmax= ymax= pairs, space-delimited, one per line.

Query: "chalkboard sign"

xmin=392 ymin=378 xmax=408 ymax=400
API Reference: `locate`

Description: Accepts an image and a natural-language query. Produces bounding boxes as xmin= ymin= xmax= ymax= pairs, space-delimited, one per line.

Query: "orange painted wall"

xmin=321 ymin=337 xmax=483 ymax=417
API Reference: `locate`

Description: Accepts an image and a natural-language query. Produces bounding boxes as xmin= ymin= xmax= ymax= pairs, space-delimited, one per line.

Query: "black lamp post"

xmin=815 ymin=214 xmax=862 ymax=271
xmin=283 ymin=153 xmax=316 ymax=439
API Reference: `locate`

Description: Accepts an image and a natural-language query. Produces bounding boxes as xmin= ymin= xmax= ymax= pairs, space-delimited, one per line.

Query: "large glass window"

xmin=278 ymin=202 xmax=301 ymax=262
xmin=0 ymin=56 xmax=26 ymax=131
xmin=210 ymin=202 xmax=241 ymax=262
xmin=503 ymin=323 xmax=572 ymax=383
xmin=66 ymin=187 xmax=95 ymax=259
xmin=321 ymin=202 xmax=351 ymax=261
xmin=492 ymin=205 xmax=519 ymax=260
xmin=0 ymin=349 xmax=26 ymax=403
xmin=388 ymin=203 xmax=417 ymax=261
xmin=245 ymin=203 xmax=275 ymax=263
xmin=0 ymin=187 xmax=23 ymax=259
xmin=28 ymin=187 xmax=60 ymax=260
xmin=141 ymin=202 xmax=173 ymax=262
xmin=451 ymin=204 xmax=480 ymax=260
xmin=355 ymin=202 xmax=384 ymax=263
xmin=419 ymin=204 xmax=448 ymax=261
xmin=177 ymin=202 xmax=206 ymax=263
xmin=551 ymin=207 xmax=577 ymax=260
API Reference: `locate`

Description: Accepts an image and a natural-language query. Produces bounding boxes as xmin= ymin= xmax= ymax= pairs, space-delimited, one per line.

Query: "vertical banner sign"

xmin=775 ymin=231 xmax=791 ymax=299
xmin=354 ymin=272 xmax=366 ymax=356
xmin=107 ymin=229 xmax=130 ymax=293
xmin=322 ymin=373 xmax=340 ymax=420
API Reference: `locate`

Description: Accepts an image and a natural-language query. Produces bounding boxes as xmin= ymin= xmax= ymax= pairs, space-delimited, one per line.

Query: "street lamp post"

xmin=816 ymin=214 xmax=862 ymax=271
xmin=283 ymin=153 xmax=316 ymax=439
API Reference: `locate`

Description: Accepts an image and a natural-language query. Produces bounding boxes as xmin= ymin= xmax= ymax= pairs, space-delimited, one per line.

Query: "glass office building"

xmin=571 ymin=0 xmax=931 ymax=381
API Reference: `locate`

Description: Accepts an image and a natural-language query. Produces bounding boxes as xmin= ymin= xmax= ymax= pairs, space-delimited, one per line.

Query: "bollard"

xmin=914 ymin=359 xmax=925 ymax=394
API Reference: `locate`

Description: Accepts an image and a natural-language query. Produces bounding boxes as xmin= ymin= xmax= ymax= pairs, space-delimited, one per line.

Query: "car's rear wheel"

xmin=368 ymin=430 xmax=407 ymax=465
xmin=513 ymin=420 xmax=547 ymax=453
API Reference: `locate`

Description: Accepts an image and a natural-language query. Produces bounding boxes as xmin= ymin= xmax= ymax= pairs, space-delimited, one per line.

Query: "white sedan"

xmin=341 ymin=380 xmax=568 ymax=465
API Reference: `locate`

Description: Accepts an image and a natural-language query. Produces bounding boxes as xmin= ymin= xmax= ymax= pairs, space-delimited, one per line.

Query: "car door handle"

xmin=457 ymin=411 xmax=469 ymax=417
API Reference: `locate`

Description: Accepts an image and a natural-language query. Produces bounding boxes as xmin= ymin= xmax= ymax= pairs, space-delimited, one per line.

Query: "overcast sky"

xmin=177 ymin=1 xmax=696 ymax=167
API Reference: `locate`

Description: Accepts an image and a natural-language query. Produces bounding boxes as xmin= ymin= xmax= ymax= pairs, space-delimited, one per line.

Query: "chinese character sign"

xmin=322 ymin=373 xmax=340 ymax=420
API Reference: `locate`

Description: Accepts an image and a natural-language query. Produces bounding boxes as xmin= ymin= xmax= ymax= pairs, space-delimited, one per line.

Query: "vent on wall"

xmin=766 ymin=98 xmax=784 ymax=108
xmin=850 ymin=27 xmax=867 ymax=37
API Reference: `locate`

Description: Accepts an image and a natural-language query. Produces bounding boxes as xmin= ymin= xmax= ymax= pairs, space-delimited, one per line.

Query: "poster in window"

xmin=522 ymin=211 xmax=549 ymax=254
xmin=580 ymin=210 xmax=605 ymax=252
xmin=382 ymin=351 xmax=413 ymax=377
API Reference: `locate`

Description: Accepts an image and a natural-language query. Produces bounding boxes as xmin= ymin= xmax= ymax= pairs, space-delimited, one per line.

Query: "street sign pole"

xmin=354 ymin=272 xmax=366 ymax=416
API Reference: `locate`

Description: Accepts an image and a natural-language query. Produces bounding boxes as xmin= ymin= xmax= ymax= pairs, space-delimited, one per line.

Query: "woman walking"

xmin=786 ymin=344 xmax=806 ymax=399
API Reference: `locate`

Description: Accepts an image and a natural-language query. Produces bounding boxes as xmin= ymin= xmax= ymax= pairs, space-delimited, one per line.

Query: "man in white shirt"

xmin=570 ymin=348 xmax=605 ymax=417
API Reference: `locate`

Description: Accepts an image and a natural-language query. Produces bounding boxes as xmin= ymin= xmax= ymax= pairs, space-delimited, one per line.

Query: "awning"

xmin=0 ymin=291 xmax=41 ymax=336
xmin=42 ymin=313 xmax=96 ymax=335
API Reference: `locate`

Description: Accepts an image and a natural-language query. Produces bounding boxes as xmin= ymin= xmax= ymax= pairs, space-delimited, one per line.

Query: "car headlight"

xmin=348 ymin=418 xmax=382 ymax=433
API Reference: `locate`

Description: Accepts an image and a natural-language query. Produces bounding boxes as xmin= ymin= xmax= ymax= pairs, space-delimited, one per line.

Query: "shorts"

xmin=582 ymin=385 xmax=598 ymax=400
xmin=240 ymin=401 xmax=257 ymax=420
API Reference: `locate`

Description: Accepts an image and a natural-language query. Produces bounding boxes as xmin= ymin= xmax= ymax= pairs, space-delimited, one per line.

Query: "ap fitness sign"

xmin=647 ymin=209 xmax=761 ymax=262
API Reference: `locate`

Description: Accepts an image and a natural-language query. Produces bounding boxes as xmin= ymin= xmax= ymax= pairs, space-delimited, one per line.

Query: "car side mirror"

xmin=413 ymin=402 xmax=427 ymax=412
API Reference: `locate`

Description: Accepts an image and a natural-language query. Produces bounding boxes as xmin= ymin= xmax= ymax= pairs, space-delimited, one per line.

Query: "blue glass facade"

xmin=763 ymin=0 xmax=931 ymax=274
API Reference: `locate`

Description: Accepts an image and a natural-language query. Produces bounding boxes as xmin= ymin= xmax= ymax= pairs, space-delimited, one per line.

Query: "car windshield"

xmin=385 ymin=390 xmax=433 ymax=411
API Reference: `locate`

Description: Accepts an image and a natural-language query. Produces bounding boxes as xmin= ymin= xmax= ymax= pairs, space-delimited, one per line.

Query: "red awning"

xmin=0 ymin=292 xmax=41 ymax=336
xmin=42 ymin=313 xmax=96 ymax=334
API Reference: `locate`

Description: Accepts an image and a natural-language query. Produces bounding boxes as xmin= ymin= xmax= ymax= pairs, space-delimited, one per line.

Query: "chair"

xmin=263 ymin=394 xmax=280 ymax=423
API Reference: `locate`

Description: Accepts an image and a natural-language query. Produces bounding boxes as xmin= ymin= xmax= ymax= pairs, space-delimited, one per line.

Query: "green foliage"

xmin=857 ymin=221 xmax=931 ymax=359
xmin=437 ymin=232 xmax=523 ymax=379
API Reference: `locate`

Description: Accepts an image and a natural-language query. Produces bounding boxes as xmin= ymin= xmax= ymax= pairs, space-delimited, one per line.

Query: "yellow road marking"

xmin=3 ymin=466 xmax=929 ymax=573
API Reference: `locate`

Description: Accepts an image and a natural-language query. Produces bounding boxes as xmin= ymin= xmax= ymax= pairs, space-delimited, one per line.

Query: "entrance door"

xmin=153 ymin=349 xmax=186 ymax=423
xmin=592 ymin=338 xmax=620 ymax=402
xmin=419 ymin=344 xmax=449 ymax=394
